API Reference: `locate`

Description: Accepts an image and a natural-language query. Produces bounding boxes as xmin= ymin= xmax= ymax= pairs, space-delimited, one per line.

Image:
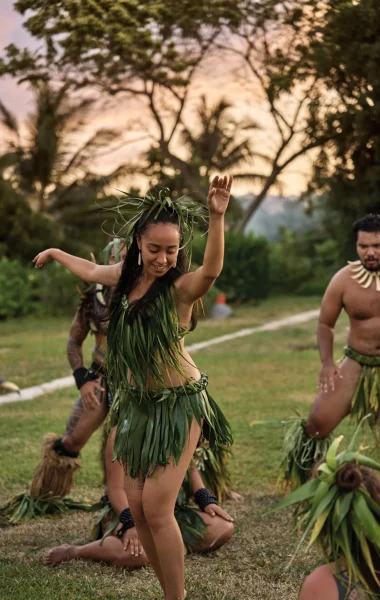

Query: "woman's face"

xmin=138 ymin=222 xmax=180 ymax=278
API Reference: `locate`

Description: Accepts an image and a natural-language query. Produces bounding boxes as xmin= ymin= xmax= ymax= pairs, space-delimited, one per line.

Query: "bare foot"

xmin=43 ymin=544 xmax=74 ymax=567
xmin=225 ymin=490 xmax=243 ymax=502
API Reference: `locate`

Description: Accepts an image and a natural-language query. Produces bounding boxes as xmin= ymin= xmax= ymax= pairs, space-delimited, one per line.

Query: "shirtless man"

xmin=30 ymin=239 xmax=126 ymax=498
xmin=306 ymin=213 xmax=380 ymax=439
xmin=281 ymin=214 xmax=380 ymax=488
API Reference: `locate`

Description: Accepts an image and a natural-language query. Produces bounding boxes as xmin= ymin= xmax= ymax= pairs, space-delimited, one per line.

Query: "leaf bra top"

xmin=106 ymin=284 xmax=190 ymax=393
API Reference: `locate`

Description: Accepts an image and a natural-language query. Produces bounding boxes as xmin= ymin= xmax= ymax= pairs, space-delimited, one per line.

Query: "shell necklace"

xmin=348 ymin=260 xmax=380 ymax=291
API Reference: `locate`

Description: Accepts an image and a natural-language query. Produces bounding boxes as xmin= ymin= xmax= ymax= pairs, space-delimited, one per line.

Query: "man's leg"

xmin=30 ymin=377 xmax=108 ymax=497
xmin=61 ymin=379 xmax=108 ymax=454
xmin=280 ymin=357 xmax=363 ymax=489
xmin=306 ymin=357 xmax=363 ymax=438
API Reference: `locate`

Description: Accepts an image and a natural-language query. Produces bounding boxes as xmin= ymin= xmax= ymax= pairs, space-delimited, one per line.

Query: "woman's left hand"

xmin=207 ymin=175 xmax=233 ymax=216
xmin=204 ymin=503 xmax=234 ymax=522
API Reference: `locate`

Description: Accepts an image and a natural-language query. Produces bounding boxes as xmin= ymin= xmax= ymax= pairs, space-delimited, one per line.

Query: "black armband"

xmin=73 ymin=367 xmax=92 ymax=390
xmin=52 ymin=437 xmax=80 ymax=459
xmin=116 ymin=508 xmax=135 ymax=538
xmin=194 ymin=488 xmax=218 ymax=511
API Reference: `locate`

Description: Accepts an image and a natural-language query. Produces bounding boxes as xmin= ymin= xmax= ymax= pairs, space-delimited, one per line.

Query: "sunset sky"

xmin=0 ymin=0 xmax=312 ymax=197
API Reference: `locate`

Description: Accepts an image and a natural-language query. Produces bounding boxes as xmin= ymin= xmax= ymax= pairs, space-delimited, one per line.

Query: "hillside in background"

xmin=241 ymin=195 xmax=321 ymax=241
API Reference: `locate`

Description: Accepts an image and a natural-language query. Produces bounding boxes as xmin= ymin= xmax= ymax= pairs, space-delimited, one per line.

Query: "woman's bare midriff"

xmin=127 ymin=340 xmax=201 ymax=389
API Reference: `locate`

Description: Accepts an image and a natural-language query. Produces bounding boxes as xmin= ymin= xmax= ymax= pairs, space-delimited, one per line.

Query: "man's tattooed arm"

xmin=67 ymin=301 xmax=91 ymax=371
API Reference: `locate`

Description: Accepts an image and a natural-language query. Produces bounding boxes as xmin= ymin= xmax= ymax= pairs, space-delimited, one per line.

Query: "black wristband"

xmin=73 ymin=367 xmax=93 ymax=390
xmin=116 ymin=508 xmax=135 ymax=538
xmin=194 ymin=488 xmax=218 ymax=511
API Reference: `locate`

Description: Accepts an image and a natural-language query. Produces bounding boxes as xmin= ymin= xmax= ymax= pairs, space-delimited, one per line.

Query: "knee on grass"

xmin=206 ymin=519 xmax=234 ymax=551
xmin=305 ymin=415 xmax=332 ymax=439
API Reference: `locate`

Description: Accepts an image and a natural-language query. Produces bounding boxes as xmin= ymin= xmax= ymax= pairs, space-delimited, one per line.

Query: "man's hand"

xmin=318 ymin=362 xmax=343 ymax=393
xmin=80 ymin=380 xmax=104 ymax=409
xmin=117 ymin=525 xmax=144 ymax=555
xmin=204 ymin=504 xmax=234 ymax=522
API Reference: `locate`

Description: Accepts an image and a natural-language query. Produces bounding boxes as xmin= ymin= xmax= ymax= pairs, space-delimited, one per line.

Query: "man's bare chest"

xmin=343 ymin=280 xmax=380 ymax=320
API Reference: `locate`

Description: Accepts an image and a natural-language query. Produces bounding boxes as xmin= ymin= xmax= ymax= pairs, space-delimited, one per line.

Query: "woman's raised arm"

xmin=175 ymin=174 xmax=232 ymax=304
xmin=33 ymin=248 xmax=122 ymax=287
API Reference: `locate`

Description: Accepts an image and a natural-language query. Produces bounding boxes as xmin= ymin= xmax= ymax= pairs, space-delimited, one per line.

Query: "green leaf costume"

xmin=344 ymin=346 xmax=380 ymax=424
xmin=106 ymin=188 xmax=232 ymax=478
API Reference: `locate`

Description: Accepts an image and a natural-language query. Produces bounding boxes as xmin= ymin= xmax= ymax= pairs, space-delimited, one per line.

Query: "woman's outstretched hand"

xmin=33 ymin=249 xmax=55 ymax=268
xmin=207 ymin=175 xmax=233 ymax=216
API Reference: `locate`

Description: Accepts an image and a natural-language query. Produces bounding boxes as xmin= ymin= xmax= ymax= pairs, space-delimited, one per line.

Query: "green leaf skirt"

xmin=344 ymin=346 xmax=380 ymax=423
xmin=110 ymin=373 xmax=233 ymax=479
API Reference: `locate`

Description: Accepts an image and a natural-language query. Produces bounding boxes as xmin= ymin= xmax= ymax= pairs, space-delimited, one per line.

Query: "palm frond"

xmin=0 ymin=101 xmax=19 ymax=136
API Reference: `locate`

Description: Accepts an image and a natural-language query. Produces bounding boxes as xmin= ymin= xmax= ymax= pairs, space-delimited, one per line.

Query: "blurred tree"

xmin=0 ymin=81 xmax=128 ymax=246
xmin=0 ymin=1 xmax=242 ymax=203
xmin=0 ymin=0 xmax=338 ymax=227
xmin=0 ymin=178 xmax=65 ymax=261
xmin=221 ymin=0 xmax=335 ymax=231
xmin=272 ymin=0 xmax=380 ymax=259
xmin=135 ymin=96 xmax=269 ymax=226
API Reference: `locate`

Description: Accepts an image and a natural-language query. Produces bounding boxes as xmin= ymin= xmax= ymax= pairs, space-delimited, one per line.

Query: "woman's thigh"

xmin=142 ymin=418 xmax=201 ymax=516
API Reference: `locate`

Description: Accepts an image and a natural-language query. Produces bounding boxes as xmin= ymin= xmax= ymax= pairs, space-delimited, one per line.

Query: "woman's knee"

xmin=206 ymin=520 xmax=234 ymax=550
xmin=142 ymin=499 xmax=173 ymax=530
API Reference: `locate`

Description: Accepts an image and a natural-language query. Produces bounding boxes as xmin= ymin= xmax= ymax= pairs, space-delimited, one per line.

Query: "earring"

xmin=138 ymin=250 xmax=141 ymax=266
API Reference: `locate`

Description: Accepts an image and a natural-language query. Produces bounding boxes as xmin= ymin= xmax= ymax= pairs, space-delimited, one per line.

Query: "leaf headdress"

xmin=272 ymin=417 xmax=380 ymax=594
xmin=105 ymin=186 xmax=208 ymax=259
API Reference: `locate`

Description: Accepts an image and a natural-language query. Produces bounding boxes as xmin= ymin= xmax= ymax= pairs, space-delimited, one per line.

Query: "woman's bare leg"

xmin=124 ymin=476 xmax=167 ymax=593
xmin=43 ymin=537 xmax=148 ymax=568
xmin=141 ymin=418 xmax=201 ymax=600
xmin=188 ymin=511 xmax=234 ymax=553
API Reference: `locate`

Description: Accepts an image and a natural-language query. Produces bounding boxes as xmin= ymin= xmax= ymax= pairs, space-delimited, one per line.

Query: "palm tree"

xmin=141 ymin=96 xmax=270 ymax=225
xmin=0 ymin=81 xmax=127 ymax=241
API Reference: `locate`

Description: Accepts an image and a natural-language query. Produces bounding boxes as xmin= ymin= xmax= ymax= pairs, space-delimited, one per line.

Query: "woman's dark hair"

xmin=109 ymin=207 xmax=198 ymax=330
xmin=353 ymin=214 xmax=380 ymax=239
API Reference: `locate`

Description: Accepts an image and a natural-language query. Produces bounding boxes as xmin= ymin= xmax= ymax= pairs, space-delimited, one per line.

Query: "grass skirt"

xmin=344 ymin=346 xmax=380 ymax=423
xmin=110 ymin=373 xmax=233 ymax=478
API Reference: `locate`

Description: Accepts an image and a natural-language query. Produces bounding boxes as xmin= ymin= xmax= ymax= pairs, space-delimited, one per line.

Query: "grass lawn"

xmin=0 ymin=296 xmax=374 ymax=599
xmin=1 ymin=296 xmax=320 ymax=389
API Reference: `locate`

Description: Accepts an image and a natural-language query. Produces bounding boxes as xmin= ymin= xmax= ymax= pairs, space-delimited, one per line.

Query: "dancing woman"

xmin=34 ymin=175 xmax=233 ymax=599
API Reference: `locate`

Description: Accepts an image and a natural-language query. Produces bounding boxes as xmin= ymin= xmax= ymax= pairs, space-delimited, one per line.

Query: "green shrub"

xmin=0 ymin=258 xmax=83 ymax=319
xmin=192 ymin=231 xmax=270 ymax=302
xmin=35 ymin=263 xmax=82 ymax=315
xmin=269 ymin=229 xmax=340 ymax=296
xmin=0 ymin=258 xmax=39 ymax=319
